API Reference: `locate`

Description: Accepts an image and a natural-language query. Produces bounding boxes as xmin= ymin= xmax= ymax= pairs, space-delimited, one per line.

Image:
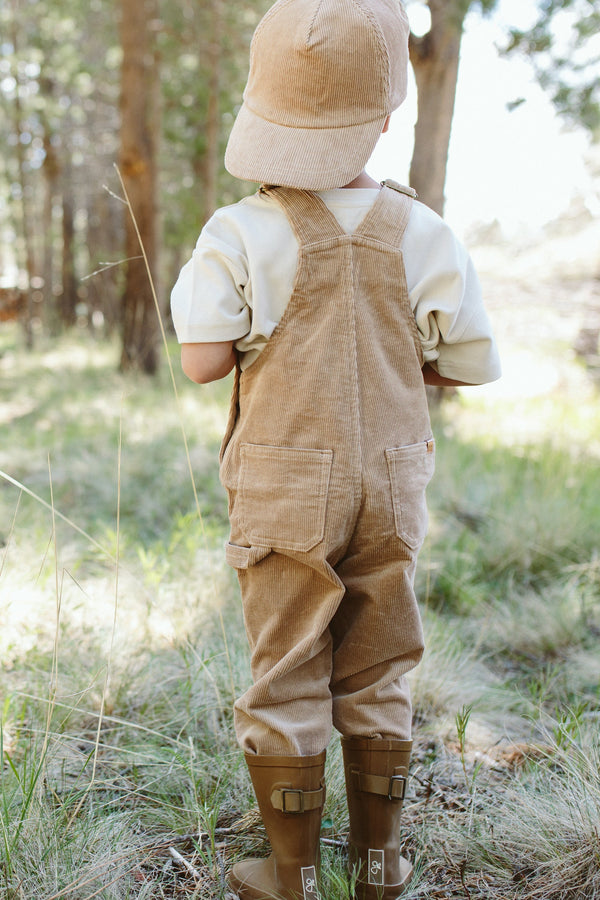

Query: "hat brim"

xmin=225 ymin=102 xmax=388 ymax=190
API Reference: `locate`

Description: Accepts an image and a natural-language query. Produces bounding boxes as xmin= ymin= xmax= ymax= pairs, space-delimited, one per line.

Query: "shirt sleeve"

xmin=403 ymin=202 xmax=501 ymax=385
xmin=170 ymin=210 xmax=251 ymax=344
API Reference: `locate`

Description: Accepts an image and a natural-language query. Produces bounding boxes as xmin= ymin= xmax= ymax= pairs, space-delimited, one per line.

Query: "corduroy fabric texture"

xmin=219 ymin=184 xmax=434 ymax=756
xmin=225 ymin=0 xmax=410 ymax=189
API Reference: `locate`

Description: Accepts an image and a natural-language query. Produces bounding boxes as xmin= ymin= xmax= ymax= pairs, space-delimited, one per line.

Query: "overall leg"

xmin=330 ymin=534 xmax=423 ymax=740
xmin=227 ymin=544 xmax=345 ymax=899
xmin=232 ymin=544 xmax=346 ymax=756
xmin=330 ymin=519 xmax=424 ymax=899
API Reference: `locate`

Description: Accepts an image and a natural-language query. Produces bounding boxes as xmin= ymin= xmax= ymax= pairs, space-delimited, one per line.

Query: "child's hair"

xmin=225 ymin=0 xmax=410 ymax=190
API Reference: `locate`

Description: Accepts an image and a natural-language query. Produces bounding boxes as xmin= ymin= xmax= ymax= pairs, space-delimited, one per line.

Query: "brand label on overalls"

xmin=368 ymin=849 xmax=385 ymax=885
xmin=301 ymin=866 xmax=320 ymax=900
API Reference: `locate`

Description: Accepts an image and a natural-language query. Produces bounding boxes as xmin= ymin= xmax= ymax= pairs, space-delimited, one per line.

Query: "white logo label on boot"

xmin=301 ymin=866 xmax=320 ymax=900
xmin=368 ymin=849 xmax=384 ymax=886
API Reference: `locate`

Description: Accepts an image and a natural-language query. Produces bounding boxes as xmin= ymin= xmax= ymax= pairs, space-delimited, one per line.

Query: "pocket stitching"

xmin=239 ymin=444 xmax=333 ymax=552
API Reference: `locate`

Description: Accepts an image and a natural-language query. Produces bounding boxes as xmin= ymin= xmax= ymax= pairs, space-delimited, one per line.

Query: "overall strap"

xmin=355 ymin=179 xmax=416 ymax=248
xmin=260 ymin=185 xmax=346 ymax=246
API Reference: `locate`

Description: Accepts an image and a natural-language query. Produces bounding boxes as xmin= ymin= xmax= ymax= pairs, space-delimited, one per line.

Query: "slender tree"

xmin=7 ymin=0 xmax=38 ymax=347
xmin=60 ymin=153 xmax=77 ymax=327
xmin=408 ymin=0 xmax=498 ymax=214
xmin=118 ymin=0 xmax=160 ymax=374
xmin=200 ymin=0 xmax=224 ymax=222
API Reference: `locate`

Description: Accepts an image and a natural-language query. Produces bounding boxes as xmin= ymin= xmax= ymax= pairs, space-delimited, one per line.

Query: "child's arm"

xmin=421 ymin=362 xmax=472 ymax=387
xmin=406 ymin=203 xmax=501 ymax=388
xmin=181 ymin=341 xmax=236 ymax=384
xmin=171 ymin=207 xmax=253 ymax=384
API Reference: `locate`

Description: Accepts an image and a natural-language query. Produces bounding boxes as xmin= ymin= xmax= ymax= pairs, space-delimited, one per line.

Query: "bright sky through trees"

xmin=367 ymin=0 xmax=594 ymax=237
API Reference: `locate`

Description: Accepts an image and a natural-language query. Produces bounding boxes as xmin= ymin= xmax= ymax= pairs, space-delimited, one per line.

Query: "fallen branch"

xmin=168 ymin=847 xmax=202 ymax=882
xmin=321 ymin=837 xmax=346 ymax=848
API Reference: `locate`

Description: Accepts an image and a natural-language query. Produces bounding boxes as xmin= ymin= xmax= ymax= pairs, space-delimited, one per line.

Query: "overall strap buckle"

xmin=381 ymin=179 xmax=418 ymax=199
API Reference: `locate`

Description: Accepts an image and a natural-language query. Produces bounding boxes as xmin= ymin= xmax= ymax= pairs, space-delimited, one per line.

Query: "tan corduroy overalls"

xmin=219 ymin=182 xmax=435 ymax=757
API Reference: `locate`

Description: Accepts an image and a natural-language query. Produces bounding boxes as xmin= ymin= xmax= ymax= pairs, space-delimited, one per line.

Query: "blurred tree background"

xmin=0 ymin=0 xmax=272 ymax=370
xmin=0 ymin=0 xmax=597 ymax=372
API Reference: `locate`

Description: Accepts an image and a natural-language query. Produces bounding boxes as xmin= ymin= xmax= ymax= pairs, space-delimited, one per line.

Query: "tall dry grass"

xmin=1 ymin=312 xmax=599 ymax=897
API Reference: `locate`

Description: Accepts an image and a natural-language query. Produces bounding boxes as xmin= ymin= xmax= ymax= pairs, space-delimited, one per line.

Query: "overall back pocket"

xmin=385 ymin=440 xmax=435 ymax=551
xmin=238 ymin=443 xmax=333 ymax=552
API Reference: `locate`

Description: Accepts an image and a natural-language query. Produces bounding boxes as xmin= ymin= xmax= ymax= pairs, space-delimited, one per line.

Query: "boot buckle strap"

xmin=271 ymin=786 xmax=325 ymax=814
xmin=356 ymin=771 xmax=407 ymax=801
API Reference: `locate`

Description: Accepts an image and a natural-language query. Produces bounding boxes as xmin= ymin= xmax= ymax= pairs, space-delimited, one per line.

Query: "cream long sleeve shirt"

xmin=171 ymin=188 xmax=501 ymax=384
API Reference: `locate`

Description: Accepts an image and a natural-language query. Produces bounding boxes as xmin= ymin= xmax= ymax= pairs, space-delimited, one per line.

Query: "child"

xmin=171 ymin=1 xmax=501 ymax=898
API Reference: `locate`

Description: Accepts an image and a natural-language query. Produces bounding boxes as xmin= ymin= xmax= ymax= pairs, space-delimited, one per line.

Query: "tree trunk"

xmin=40 ymin=72 xmax=62 ymax=334
xmin=119 ymin=0 xmax=160 ymax=375
xmin=409 ymin=0 xmax=466 ymax=215
xmin=9 ymin=2 xmax=37 ymax=348
xmin=42 ymin=128 xmax=61 ymax=334
xmin=202 ymin=0 xmax=224 ymax=223
xmin=60 ymin=156 xmax=78 ymax=328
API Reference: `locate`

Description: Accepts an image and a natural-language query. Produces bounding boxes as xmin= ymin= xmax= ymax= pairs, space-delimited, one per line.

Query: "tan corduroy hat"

xmin=225 ymin=0 xmax=410 ymax=190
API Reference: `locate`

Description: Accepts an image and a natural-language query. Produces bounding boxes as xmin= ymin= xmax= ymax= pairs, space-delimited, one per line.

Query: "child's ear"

xmin=382 ymin=115 xmax=391 ymax=134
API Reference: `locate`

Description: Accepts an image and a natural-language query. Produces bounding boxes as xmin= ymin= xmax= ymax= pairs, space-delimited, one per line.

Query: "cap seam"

xmin=307 ymin=0 xmax=325 ymax=44
xmin=350 ymin=0 xmax=391 ymax=99
xmin=243 ymin=100 xmax=388 ymax=130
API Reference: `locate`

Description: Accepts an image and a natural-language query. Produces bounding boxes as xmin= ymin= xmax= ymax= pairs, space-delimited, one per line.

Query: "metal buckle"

xmin=388 ymin=775 xmax=407 ymax=801
xmin=281 ymin=788 xmax=304 ymax=813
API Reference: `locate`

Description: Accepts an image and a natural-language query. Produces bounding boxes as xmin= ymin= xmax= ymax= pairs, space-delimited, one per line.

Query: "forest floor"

xmin=1 ymin=220 xmax=599 ymax=899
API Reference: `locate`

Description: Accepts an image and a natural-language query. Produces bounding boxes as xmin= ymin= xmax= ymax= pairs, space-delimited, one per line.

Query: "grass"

xmin=1 ymin=321 xmax=599 ymax=898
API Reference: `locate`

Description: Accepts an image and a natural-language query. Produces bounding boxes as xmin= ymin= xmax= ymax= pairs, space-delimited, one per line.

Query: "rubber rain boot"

xmin=341 ymin=738 xmax=412 ymax=900
xmin=228 ymin=751 xmax=326 ymax=900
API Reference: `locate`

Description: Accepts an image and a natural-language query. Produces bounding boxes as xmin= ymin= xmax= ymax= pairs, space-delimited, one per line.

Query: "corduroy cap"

xmin=225 ymin=0 xmax=410 ymax=190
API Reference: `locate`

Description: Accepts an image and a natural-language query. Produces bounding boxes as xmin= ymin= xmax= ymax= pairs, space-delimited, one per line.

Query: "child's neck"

xmin=341 ymin=171 xmax=380 ymax=189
